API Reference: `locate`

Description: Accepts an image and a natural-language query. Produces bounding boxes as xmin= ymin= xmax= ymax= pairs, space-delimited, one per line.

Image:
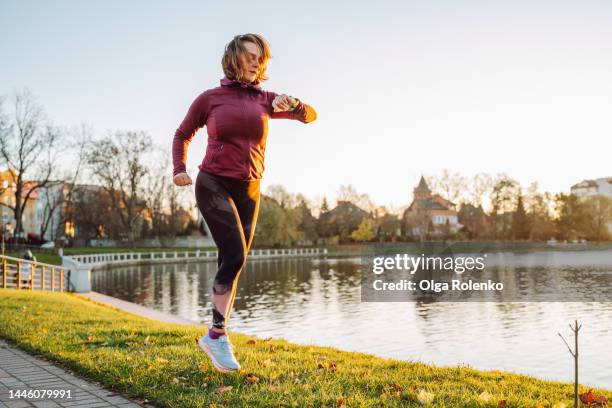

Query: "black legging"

xmin=195 ymin=170 xmax=261 ymax=330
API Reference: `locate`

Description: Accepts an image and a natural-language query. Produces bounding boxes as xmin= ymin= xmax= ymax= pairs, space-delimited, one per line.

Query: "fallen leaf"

xmin=328 ymin=362 xmax=338 ymax=372
xmin=551 ymin=403 xmax=567 ymax=408
xmin=246 ymin=339 xmax=256 ymax=345
xmin=498 ymin=400 xmax=507 ymax=407
xmin=246 ymin=373 xmax=259 ymax=385
xmin=337 ymin=397 xmax=345 ymax=407
xmin=197 ymin=361 xmax=209 ymax=371
xmin=535 ymin=403 xmax=544 ymax=408
xmin=478 ymin=391 xmax=492 ymax=403
xmin=580 ymin=389 xmax=608 ymax=406
xmin=214 ymin=386 xmax=233 ymax=394
xmin=417 ymin=389 xmax=435 ymax=405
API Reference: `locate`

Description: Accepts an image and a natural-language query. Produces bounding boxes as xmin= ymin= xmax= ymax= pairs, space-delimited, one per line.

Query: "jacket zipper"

xmin=239 ymin=90 xmax=250 ymax=179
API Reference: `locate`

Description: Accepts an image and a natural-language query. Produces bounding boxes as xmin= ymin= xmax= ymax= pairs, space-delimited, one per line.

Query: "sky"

xmin=1 ymin=0 xmax=611 ymax=212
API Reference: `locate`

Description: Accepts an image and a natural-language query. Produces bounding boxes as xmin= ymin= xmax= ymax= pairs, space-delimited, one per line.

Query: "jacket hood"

xmin=220 ymin=77 xmax=263 ymax=93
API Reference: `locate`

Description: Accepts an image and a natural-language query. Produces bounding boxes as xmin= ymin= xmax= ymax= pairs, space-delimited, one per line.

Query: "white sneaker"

xmin=198 ymin=333 xmax=241 ymax=372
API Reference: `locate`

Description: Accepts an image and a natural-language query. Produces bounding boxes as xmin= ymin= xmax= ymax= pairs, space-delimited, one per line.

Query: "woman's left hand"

xmin=272 ymin=94 xmax=298 ymax=112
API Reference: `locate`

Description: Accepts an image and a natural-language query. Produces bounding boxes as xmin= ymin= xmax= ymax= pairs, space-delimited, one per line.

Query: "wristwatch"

xmin=288 ymin=97 xmax=301 ymax=111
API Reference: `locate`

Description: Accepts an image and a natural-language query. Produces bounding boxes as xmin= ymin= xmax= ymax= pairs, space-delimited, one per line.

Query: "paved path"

xmin=0 ymin=339 xmax=153 ymax=408
xmin=0 ymin=291 xmax=205 ymax=407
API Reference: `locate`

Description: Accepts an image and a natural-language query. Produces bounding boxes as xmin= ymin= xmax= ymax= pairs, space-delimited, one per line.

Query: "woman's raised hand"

xmin=272 ymin=94 xmax=298 ymax=112
xmin=173 ymin=172 xmax=193 ymax=186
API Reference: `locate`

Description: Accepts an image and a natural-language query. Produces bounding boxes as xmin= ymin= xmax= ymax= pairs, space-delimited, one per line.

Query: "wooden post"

xmin=59 ymin=270 xmax=63 ymax=291
xmin=17 ymin=261 xmax=21 ymax=289
xmin=51 ymin=268 xmax=55 ymax=291
xmin=30 ymin=263 xmax=34 ymax=290
xmin=2 ymin=258 xmax=6 ymax=289
xmin=41 ymin=265 xmax=45 ymax=291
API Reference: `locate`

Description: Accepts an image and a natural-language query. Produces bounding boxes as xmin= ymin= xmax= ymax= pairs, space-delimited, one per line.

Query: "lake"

xmin=91 ymin=249 xmax=612 ymax=389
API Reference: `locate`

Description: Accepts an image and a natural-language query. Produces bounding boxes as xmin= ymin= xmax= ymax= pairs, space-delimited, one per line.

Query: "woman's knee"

xmin=215 ymin=250 xmax=247 ymax=290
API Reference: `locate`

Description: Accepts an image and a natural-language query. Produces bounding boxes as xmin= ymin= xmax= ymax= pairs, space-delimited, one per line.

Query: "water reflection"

xmin=92 ymin=251 xmax=612 ymax=389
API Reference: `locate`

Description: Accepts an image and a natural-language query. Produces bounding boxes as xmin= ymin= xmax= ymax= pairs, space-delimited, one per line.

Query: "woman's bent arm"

xmin=172 ymin=91 xmax=211 ymax=176
xmin=267 ymin=91 xmax=317 ymax=123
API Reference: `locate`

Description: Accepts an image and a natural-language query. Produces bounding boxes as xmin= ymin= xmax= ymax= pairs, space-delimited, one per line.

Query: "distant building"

xmin=34 ymin=181 xmax=74 ymax=241
xmin=571 ymin=177 xmax=612 ymax=198
xmin=318 ymin=200 xmax=372 ymax=243
xmin=571 ymin=177 xmax=612 ymax=237
xmin=402 ymin=176 xmax=462 ymax=237
xmin=0 ymin=169 xmax=39 ymax=239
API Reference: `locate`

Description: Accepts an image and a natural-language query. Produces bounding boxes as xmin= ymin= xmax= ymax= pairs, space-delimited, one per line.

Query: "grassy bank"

xmin=1 ymin=290 xmax=609 ymax=407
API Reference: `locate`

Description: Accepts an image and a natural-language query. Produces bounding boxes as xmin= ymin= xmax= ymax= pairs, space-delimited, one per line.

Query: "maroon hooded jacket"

xmin=172 ymin=77 xmax=317 ymax=181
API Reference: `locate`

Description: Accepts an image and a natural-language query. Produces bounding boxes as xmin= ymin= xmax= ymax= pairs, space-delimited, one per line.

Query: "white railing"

xmin=61 ymin=247 xmax=327 ymax=292
xmin=65 ymin=247 xmax=327 ymax=266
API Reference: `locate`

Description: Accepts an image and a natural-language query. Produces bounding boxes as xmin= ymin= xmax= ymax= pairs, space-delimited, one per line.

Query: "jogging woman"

xmin=172 ymin=33 xmax=317 ymax=372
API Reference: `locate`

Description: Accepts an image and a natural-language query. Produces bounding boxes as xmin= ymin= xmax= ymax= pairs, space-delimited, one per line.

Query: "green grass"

xmin=0 ymin=290 xmax=609 ymax=407
xmin=4 ymin=251 xmax=62 ymax=266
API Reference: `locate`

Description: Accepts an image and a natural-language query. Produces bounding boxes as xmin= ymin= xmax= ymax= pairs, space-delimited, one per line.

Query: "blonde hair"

xmin=221 ymin=33 xmax=272 ymax=85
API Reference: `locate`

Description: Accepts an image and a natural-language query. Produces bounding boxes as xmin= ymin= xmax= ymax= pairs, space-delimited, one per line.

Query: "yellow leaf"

xmin=478 ymin=391 xmax=492 ymax=403
xmin=552 ymin=403 xmax=567 ymax=408
xmin=417 ymin=389 xmax=435 ymax=405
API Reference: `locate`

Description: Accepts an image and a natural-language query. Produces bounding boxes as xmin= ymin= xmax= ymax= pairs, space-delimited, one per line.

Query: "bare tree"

xmin=490 ymin=174 xmax=520 ymax=240
xmin=428 ymin=169 xmax=468 ymax=208
xmin=558 ymin=321 xmax=581 ymax=408
xmin=0 ymin=89 xmax=61 ymax=239
xmin=336 ymin=184 xmax=375 ymax=212
xmin=266 ymin=184 xmax=296 ymax=209
xmin=142 ymin=149 xmax=171 ymax=238
xmin=524 ymin=181 xmax=555 ymax=241
xmin=85 ymin=130 xmax=151 ymax=245
xmin=37 ymin=124 xmax=92 ymax=241
xmin=468 ymin=172 xmax=493 ymax=209
xmin=165 ymin=170 xmax=190 ymax=239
